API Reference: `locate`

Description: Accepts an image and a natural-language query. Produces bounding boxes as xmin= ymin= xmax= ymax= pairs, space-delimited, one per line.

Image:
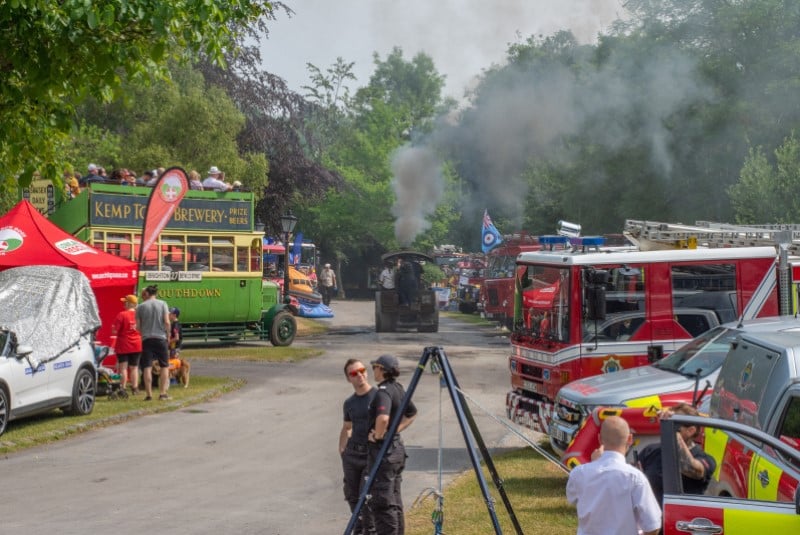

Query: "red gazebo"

xmin=0 ymin=200 xmax=138 ymax=344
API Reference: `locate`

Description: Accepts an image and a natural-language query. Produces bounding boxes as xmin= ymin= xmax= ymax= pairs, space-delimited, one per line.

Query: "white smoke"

xmin=390 ymin=145 xmax=444 ymax=246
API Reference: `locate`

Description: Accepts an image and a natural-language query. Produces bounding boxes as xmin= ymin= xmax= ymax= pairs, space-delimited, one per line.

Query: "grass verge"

xmin=405 ymin=448 xmax=576 ymax=535
xmin=0 ymin=375 xmax=242 ymax=455
xmin=442 ymin=311 xmax=507 ymax=329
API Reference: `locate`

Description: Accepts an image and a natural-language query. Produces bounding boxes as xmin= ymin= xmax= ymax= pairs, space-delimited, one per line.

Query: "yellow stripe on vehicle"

xmin=749 ymin=455 xmax=782 ymax=502
xmin=703 ymin=427 xmax=728 ymax=481
xmin=624 ymin=395 xmax=662 ymax=409
xmin=722 ymin=507 xmax=800 ymax=533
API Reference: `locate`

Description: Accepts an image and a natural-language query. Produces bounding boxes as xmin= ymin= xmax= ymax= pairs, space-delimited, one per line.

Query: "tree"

xmin=0 ymin=0 xmax=276 ymax=188
xmin=729 ymin=133 xmax=800 ymax=224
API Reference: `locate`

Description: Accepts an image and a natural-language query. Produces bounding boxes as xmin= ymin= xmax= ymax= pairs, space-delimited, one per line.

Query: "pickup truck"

xmin=705 ymin=325 xmax=800 ymax=502
xmin=564 ymin=317 xmax=800 ymax=509
xmin=660 ymin=414 xmax=800 ymax=534
xmin=554 ymin=317 xmax=796 ymax=457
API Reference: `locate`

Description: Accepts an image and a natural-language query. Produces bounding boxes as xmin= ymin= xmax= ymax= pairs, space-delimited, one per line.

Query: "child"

xmin=169 ymin=307 xmax=183 ymax=359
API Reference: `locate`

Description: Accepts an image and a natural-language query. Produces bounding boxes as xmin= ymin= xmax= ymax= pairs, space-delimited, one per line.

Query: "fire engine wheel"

xmin=458 ymin=302 xmax=477 ymax=314
xmin=270 ymin=310 xmax=297 ymax=347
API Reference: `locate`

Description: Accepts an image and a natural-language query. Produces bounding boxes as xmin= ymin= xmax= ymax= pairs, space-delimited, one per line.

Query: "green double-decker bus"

xmin=45 ymin=182 xmax=296 ymax=345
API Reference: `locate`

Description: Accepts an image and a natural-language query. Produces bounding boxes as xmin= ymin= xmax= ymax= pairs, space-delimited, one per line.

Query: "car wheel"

xmin=270 ymin=310 xmax=296 ymax=347
xmin=65 ymin=368 xmax=96 ymax=416
xmin=0 ymin=387 xmax=8 ymax=437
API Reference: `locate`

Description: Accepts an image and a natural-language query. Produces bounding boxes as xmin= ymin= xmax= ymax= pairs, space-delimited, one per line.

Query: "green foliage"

xmin=729 ymin=133 xmax=800 ymax=223
xmin=420 ymin=262 xmax=445 ymax=288
xmin=67 ymin=62 xmax=267 ymax=197
xmin=306 ymin=50 xmax=450 ymax=270
xmin=60 ymin=121 xmax=122 ymax=176
xmin=0 ymin=0 xmax=272 ymax=187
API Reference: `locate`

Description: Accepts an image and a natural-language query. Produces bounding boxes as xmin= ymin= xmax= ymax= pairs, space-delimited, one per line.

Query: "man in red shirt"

xmin=112 ymin=294 xmax=143 ymax=394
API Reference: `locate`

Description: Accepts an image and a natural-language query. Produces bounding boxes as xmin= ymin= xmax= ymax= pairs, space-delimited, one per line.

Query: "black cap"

xmin=170 ymin=307 xmax=180 ymax=317
xmin=371 ymin=354 xmax=399 ymax=373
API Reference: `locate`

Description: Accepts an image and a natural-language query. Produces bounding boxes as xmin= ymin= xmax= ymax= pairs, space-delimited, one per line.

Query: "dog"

xmin=152 ymin=357 xmax=191 ymax=388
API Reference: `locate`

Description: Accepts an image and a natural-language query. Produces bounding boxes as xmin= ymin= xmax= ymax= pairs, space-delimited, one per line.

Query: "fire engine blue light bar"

xmin=539 ymin=235 xmax=570 ymax=247
xmin=573 ymin=236 xmax=606 ymax=247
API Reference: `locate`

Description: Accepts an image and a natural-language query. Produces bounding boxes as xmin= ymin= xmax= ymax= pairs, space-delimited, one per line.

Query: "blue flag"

xmin=482 ymin=210 xmax=503 ymax=253
xmin=289 ymin=232 xmax=303 ymax=265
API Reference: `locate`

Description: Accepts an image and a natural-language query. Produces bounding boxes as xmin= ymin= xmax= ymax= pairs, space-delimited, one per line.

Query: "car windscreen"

xmin=653 ymin=326 xmax=737 ymax=378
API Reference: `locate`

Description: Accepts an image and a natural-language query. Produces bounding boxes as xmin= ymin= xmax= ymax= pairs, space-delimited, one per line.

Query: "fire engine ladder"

xmin=623 ymin=219 xmax=800 ymax=253
xmin=623 ymin=219 xmax=800 ymax=316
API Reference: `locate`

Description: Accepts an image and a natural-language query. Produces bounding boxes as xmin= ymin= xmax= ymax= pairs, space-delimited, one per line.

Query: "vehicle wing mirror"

xmin=647 ymin=345 xmax=663 ymax=363
xmin=15 ymin=344 xmax=33 ymax=358
xmin=586 ymin=269 xmax=609 ymax=321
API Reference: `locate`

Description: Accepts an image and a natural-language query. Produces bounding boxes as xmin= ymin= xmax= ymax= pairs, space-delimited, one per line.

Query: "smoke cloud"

xmin=390 ymin=145 xmax=444 ymax=246
xmin=433 ymin=42 xmax=712 ymax=226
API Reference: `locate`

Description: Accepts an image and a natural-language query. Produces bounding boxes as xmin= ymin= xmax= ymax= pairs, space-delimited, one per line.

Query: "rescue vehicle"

xmin=554 ymin=316 xmax=794 ymax=458
xmin=480 ymin=232 xmax=540 ymax=329
xmin=660 ymin=414 xmax=800 ymax=534
xmin=509 ymin=219 xmax=800 ymax=439
xmin=704 ymin=325 xmax=800 ymax=503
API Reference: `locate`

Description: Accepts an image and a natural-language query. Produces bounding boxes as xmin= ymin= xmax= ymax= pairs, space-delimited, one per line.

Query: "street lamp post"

xmin=280 ymin=210 xmax=298 ymax=303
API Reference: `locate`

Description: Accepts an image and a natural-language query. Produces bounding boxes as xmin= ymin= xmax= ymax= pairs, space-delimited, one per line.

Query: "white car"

xmin=0 ymin=265 xmax=100 ymax=436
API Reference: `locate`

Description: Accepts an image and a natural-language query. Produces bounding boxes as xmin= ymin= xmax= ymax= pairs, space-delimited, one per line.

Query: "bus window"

xmin=237 ymin=246 xmax=250 ymax=272
xmin=188 ymin=244 xmax=210 ymax=271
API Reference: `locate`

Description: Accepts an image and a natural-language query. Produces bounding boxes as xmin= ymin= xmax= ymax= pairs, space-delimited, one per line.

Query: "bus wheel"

xmin=270 ymin=310 xmax=297 ymax=347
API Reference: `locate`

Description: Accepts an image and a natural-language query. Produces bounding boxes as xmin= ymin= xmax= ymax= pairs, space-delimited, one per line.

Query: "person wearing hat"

xmin=366 ymin=354 xmax=417 ymax=534
xmin=202 ymin=165 xmax=232 ymax=192
xmin=319 ymin=262 xmax=337 ymax=306
xmin=339 ymin=358 xmax=377 ymax=535
xmin=67 ymin=176 xmax=81 ymax=199
xmin=82 ymin=163 xmax=103 ymax=186
xmin=111 ymin=294 xmax=143 ymax=395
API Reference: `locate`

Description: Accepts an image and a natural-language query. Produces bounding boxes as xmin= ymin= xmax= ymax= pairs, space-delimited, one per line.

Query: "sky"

xmin=260 ymin=0 xmax=626 ymax=100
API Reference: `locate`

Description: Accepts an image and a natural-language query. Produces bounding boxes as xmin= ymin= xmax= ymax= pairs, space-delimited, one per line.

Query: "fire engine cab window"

xmin=671 ymin=263 xmax=737 ymax=323
xmin=520 ymin=265 xmax=569 ymax=342
xmin=581 ymin=265 xmax=646 ymax=342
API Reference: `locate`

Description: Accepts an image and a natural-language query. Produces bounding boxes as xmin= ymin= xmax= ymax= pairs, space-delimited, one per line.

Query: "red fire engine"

xmin=480 ymin=233 xmax=540 ymax=329
xmin=507 ymin=220 xmax=800 ymax=436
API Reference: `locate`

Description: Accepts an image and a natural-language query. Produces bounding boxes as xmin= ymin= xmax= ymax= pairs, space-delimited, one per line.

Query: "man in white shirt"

xmin=202 ymin=166 xmax=231 ymax=191
xmin=378 ymin=261 xmax=395 ymax=290
xmin=566 ymin=416 xmax=661 ymax=535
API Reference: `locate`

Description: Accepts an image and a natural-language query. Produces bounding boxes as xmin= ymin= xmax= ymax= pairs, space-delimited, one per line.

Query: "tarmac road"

xmin=0 ymin=299 xmax=534 ymax=535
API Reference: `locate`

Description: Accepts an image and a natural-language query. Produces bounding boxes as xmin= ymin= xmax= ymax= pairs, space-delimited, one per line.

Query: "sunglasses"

xmin=372 ymin=364 xmax=384 ymax=371
xmin=348 ymin=367 xmax=367 ymax=378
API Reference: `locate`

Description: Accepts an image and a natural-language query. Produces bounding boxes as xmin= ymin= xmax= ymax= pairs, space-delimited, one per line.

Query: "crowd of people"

xmin=65 ymin=163 xmax=244 ymax=199
xmin=111 ymin=284 xmax=183 ymax=401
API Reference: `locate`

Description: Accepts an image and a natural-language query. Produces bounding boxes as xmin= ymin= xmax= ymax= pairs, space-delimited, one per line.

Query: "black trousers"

xmin=342 ymin=445 xmax=374 ymax=535
xmin=366 ymin=440 xmax=407 ymax=535
xmin=321 ymin=285 xmax=335 ymax=305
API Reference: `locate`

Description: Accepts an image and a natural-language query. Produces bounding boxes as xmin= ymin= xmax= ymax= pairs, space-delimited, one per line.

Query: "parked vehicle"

xmin=374 ymin=251 xmax=439 ymax=333
xmin=705 ymin=324 xmax=800 ymax=501
xmin=480 ymin=233 xmax=540 ymax=328
xmin=509 ymin=219 xmax=800 ymax=437
xmin=48 ymin=182 xmax=296 ymax=345
xmin=564 ymin=316 xmax=800 ymax=506
xmin=660 ymin=414 xmax=800 ymax=534
xmin=0 ymin=265 xmax=100 ymax=436
xmin=554 ymin=316 xmax=794 ymax=456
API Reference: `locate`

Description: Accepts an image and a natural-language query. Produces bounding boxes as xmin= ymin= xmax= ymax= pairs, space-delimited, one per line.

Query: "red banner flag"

xmin=138 ymin=167 xmax=189 ymax=265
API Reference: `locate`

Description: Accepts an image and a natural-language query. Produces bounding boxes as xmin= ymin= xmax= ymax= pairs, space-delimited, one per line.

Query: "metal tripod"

xmin=344 ymin=346 xmax=523 ymax=535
